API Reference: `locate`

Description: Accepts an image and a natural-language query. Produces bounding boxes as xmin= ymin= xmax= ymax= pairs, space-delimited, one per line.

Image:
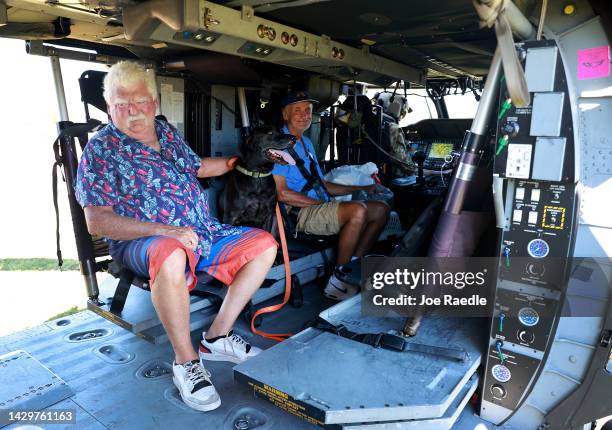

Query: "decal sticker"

xmin=578 ymin=45 xmax=610 ymax=80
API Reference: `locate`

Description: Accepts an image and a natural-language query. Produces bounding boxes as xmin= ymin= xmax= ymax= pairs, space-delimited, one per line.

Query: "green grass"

xmin=0 ymin=258 xmax=80 ymax=271
xmin=46 ymin=306 xmax=83 ymax=321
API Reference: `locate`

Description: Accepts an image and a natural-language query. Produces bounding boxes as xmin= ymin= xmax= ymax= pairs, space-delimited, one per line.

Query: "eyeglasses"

xmin=111 ymin=98 xmax=154 ymax=112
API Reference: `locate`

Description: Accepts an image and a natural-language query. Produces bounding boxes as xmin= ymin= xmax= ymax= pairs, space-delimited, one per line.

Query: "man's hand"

xmin=161 ymin=225 xmax=199 ymax=251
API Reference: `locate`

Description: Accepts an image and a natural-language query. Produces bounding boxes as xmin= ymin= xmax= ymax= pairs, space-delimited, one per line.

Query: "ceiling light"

xmin=563 ymin=3 xmax=576 ymax=15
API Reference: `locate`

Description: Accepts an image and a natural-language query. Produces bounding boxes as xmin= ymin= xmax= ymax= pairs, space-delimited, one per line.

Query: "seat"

xmin=334 ymin=95 xmax=385 ymax=167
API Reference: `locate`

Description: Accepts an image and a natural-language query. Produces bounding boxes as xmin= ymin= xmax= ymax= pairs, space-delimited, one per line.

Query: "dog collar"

xmin=235 ymin=164 xmax=272 ymax=178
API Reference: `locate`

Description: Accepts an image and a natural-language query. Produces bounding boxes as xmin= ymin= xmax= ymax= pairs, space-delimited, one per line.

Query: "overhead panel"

xmin=121 ymin=0 xmax=425 ymax=86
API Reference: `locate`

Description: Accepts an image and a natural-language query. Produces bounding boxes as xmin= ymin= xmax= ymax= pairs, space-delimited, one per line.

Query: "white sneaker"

xmin=324 ymin=273 xmax=359 ymax=301
xmin=199 ymin=330 xmax=262 ymax=364
xmin=172 ymin=360 xmax=221 ymax=412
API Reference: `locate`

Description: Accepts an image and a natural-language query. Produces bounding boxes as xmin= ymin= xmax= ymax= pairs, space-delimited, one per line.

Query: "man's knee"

xmin=339 ymin=201 xmax=367 ymax=225
xmin=156 ymin=248 xmax=188 ymax=286
xmin=259 ymin=239 xmax=278 ymax=261
xmin=367 ymin=201 xmax=391 ymax=221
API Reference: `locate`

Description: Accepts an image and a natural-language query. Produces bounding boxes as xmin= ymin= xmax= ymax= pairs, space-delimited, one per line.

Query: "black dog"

xmin=221 ymin=127 xmax=296 ymax=233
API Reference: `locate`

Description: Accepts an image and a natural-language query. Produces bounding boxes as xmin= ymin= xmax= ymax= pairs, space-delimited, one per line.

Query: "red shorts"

xmin=110 ymin=227 xmax=277 ymax=290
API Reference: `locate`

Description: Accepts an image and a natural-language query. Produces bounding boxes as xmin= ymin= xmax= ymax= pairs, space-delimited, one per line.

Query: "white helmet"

xmin=375 ymin=91 xmax=408 ymax=121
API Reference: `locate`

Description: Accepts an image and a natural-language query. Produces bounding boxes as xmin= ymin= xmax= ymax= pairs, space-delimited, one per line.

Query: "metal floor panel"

xmin=235 ymin=296 xmax=485 ymax=425
xmin=4 ymin=398 xmax=108 ymax=430
xmin=0 ymin=282 xmax=333 ymax=430
xmin=0 ymin=350 xmax=75 ymax=428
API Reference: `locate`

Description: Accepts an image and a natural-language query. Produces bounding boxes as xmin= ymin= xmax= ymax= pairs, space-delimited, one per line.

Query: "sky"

xmin=0 ymin=38 xmax=108 ymax=259
xmin=0 ymin=37 xmax=478 ymax=259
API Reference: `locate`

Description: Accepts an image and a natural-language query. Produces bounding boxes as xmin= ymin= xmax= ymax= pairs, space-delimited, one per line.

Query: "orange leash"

xmin=250 ymin=203 xmax=294 ymax=342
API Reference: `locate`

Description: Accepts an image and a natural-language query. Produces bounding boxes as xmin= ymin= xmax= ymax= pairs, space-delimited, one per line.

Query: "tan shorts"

xmin=295 ymin=201 xmax=341 ymax=235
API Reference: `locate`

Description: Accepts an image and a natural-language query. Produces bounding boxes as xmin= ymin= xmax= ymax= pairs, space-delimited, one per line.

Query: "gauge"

xmin=492 ymin=364 xmax=512 ymax=383
xmin=527 ymin=238 xmax=550 ymax=258
xmin=518 ymin=307 xmax=540 ymax=327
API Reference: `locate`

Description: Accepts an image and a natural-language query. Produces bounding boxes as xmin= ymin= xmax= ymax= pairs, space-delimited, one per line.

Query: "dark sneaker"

xmin=172 ymin=359 xmax=221 ymax=411
xmin=199 ymin=330 xmax=262 ymax=364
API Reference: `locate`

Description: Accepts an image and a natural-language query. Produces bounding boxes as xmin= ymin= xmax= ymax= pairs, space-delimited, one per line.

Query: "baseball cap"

xmin=281 ymin=90 xmax=318 ymax=108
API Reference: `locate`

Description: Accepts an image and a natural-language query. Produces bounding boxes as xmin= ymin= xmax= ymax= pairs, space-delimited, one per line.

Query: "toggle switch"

xmin=531 ymin=188 xmax=541 ymax=202
xmin=528 ymin=211 xmax=538 ymax=224
xmin=503 ymin=247 xmax=511 ymax=269
xmin=513 ymin=209 xmax=523 ymax=223
xmin=498 ymin=312 xmax=506 ymax=332
xmin=495 ymin=339 xmax=505 ymax=364
xmin=516 ymin=187 xmax=525 ymax=200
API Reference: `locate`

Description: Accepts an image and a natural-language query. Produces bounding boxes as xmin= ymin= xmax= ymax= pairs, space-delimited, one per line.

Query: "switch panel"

xmin=483 ymin=346 xmax=540 ymax=410
xmin=484 ymin=39 xmax=577 ymax=426
xmin=506 ymin=144 xmax=532 ymax=179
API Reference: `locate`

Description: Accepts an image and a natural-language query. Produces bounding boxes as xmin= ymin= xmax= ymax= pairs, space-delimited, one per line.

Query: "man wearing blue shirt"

xmin=273 ymin=91 xmax=390 ymax=300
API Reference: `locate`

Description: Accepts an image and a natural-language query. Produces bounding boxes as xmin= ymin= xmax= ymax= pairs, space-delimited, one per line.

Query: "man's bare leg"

xmin=336 ymin=202 xmax=367 ymax=266
xmin=353 ymin=201 xmax=390 ymax=257
xmin=151 ymin=248 xmax=198 ymax=364
xmin=206 ymin=245 xmax=277 ymax=338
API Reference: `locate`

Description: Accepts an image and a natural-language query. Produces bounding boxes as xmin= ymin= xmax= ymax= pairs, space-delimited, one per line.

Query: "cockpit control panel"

xmin=480 ymin=39 xmax=579 ymax=424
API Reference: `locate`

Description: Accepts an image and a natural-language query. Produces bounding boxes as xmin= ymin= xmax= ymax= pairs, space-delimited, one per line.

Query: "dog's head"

xmin=240 ymin=127 xmax=297 ymax=171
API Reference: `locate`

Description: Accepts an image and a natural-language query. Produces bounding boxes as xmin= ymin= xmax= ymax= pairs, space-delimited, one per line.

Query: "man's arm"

xmin=273 ymin=175 xmax=322 ymax=208
xmin=84 ymin=206 xmax=199 ymax=250
xmin=197 ymin=156 xmax=239 ymax=178
xmin=323 ymin=181 xmax=375 ymax=196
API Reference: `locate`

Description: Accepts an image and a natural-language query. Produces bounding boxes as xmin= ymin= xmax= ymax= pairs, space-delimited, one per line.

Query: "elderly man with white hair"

xmin=75 ymin=61 xmax=278 ymax=412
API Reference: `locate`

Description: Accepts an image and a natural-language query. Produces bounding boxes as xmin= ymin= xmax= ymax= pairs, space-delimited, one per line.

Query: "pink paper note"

xmin=578 ymin=45 xmax=610 ymax=80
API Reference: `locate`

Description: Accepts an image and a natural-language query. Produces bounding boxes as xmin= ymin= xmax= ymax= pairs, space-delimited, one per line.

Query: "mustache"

xmin=127 ymin=114 xmax=147 ymax=125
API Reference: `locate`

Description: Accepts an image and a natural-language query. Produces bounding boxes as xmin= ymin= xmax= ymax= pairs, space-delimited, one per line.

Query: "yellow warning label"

xmin=542 ymin=205 xmax=566 ymax=230
xmin=248 ymin=382 xmax=324 ymax=426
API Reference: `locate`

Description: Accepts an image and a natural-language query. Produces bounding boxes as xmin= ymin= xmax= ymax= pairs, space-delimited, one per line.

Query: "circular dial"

xmin=490 ymin=384 xmax=507 ymax=398
xmin=527 ymin=239 xmax=550 ymax=258
xmin=518 ymin=330 xmax=535 ymax=344
xmin=526 ymin=262 xmax=545 ymax=276
xmin=518 ymin=307 xmax=540 ymax=327
xmin=492 ymin=364 xmax=512 ymax=383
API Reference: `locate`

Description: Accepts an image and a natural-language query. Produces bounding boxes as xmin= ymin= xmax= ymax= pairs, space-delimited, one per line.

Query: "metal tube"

xmin=536 ymin=0 xmax=549 ymax=40
xmin=237 ymin=87 xmax=250 ymax=129
xmin=505 ymin=1 xmax=536 ymax=40
xmin=492 ymin=175 xmax=507 ymax=228
xmin=329 ymin=105 xmax=335 ymax=163
xmin=57 ymin=121 xmax=100 ymax=300
xmin=50 ymin=56 xmax=69 ymax=121
xmin=470 ymin=47 xmax=503 ymax=135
